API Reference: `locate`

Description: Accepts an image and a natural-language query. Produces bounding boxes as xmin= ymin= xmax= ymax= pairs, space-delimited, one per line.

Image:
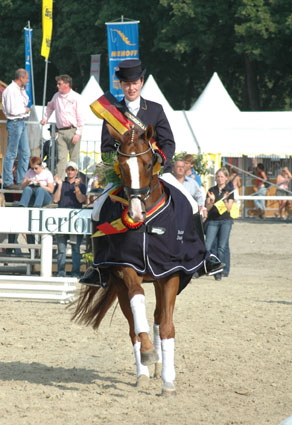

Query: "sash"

xmin=90 ymin=91 xmax=166 ymax=162
xmin=90 ymin=91 xmax=147 ymax=134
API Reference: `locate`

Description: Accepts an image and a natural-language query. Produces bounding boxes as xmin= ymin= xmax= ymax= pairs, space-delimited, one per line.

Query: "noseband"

xmin=116 ymin=136 xmax=156 ymax=204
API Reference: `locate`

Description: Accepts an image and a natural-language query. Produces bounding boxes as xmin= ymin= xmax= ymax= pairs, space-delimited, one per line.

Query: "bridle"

xmin=116 ymin=132 xmax=157 ymax=205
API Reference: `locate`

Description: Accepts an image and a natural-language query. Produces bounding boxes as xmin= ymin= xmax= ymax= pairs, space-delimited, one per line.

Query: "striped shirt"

xmin=44 ymin=89 xmax=85 ymax=135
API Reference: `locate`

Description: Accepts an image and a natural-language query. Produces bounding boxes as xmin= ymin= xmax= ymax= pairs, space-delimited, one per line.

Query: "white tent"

xmin=188 ymin=111 xmax=292 ymax=157
xmin=141 ymin=75 xmax=200 ymax=154
xmin=142 ymin=74 xmax=173 ymax=115
xmin=185 ymin=73 xmax=292 ymax=157
xmin=190 ymin=72 xmax=240 ymax=114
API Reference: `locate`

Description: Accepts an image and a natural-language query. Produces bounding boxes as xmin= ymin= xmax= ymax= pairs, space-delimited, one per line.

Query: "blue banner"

xmin=24 ymin=27 xmax=33 ymax=106
xmin=106 ymin=21 xmax=139 ymax=100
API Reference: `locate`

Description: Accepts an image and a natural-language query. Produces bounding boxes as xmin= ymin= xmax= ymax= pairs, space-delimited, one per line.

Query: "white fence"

xmin=0 ymin=207 xmax=92 ymax=303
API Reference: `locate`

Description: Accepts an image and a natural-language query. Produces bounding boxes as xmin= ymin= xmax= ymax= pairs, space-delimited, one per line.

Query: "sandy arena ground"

xmin=0 ymin=220 xmax=292 ymax=425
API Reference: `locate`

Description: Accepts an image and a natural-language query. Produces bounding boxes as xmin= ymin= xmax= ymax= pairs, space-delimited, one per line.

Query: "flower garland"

xmin=121 ymin=207 xmax=144 ymax=230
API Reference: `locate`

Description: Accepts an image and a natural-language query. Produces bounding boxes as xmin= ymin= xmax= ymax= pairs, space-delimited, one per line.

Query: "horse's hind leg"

xmin=153 ymin=282 xmax=163 ymax=378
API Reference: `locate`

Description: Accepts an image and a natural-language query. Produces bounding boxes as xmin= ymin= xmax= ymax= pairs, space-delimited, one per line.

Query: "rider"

xmin=80 ymin=59 xmax=223 ymax=286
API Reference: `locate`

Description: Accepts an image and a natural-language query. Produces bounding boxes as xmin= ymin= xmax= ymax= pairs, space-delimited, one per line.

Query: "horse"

xmin=71 ymin=124 xmax=192 ymax=396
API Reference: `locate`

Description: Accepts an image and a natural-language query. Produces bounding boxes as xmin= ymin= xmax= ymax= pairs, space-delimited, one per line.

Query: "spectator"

xmin=182 ymin=153 xmax=203 ymax=187
xmin=172 ymin=159 xmax=205 ymax=214
xmin=40 ymin=74 xmax=85 ymax=179
xmin=228 ymin=166 xmax=242 ymax=208
xmin=252 ymin=163 xmax=268 ymax=219
xmin=53 ymin=161 xmax=87 ymax=278
xmin=276 ymin=167 xmax=292 ymax=219
xmin=205 ymin=167 xmax=234 ymax=280
xmin=2 ymin=68 xmax=31 ymax=189
xmin=17 ymin=156 xmax=54 ymax=207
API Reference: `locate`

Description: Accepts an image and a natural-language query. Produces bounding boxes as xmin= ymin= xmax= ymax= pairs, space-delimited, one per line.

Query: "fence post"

xmin=41 ymin=233 xmax=53 ymax=277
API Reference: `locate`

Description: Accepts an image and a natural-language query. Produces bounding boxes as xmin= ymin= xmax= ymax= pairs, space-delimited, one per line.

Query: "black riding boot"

xmin=79 ymin=220 xmax=110 ymax=287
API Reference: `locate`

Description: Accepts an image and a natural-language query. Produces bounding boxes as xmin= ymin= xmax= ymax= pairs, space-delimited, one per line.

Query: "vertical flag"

xmin=24 ymin=27 xmax=33 ymax=106
xmin=90 ymin=54 xmax=101 ymax=83
xmin=106 ymin=20 xmax=139 ymax=100
xmin=41 ymin=0 xmax=53 ymax=59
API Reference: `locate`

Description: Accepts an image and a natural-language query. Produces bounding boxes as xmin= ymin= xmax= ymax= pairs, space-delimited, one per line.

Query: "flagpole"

xmin=27 ymin=21 xmax=35 ymax=105
xmin=42 ymin=59 xmax=48 ymax=117
xmin=40 ymin=0 xmax=53 ymax=155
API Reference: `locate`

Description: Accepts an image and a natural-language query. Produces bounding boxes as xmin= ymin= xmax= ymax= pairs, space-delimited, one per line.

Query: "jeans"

xmin=56 ymin=234 xmax=83 ymax=277
xmin=3 ymin=120 xmax=30 ymax=186
xmin=205 ymin=219 xmax=233 ymax=276
xmin=253 ymin=186 xmax=267 ymax=211
xmin=211 ymin=237 xmax=231 ymax=276
xmin=19 ymin=186 xmax=52 ymax=207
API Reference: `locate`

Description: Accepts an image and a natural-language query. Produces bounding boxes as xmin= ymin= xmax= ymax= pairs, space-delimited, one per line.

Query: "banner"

xmin=90 ymin=54 xmax=101 ymax=83
xmin=106 ymin=21 xmax=139 ymax=100
xmin=24 ymin=27 xmax=33 ymax=106
xmin=41 ymin=0 xmax=53 ymax=59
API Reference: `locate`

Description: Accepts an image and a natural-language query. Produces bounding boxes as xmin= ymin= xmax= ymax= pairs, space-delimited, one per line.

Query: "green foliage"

xmin=1 ymin=0 xmax=292 ymax=110
xmin=82 ymin=251 xmax=93 ymax=266
xmin=96 ymin=153 xmax=122 ymax=187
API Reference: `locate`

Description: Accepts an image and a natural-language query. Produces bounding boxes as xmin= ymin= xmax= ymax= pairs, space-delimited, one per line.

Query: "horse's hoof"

xmin=154 ymin=362 xmax=162 ymax=379
xmin=136 ymin=374 xmax=149 ymax=389
xmin=161 ymin=382 xmax=176 ymax=396
xmin=141 ymin=349 xmax=159 ymax=366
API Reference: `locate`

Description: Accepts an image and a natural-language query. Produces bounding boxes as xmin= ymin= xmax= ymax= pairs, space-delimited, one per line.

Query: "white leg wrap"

xmin=153 ymin=324 xmax=162 ymax=363
xmin=161 ymin=338 xmax=175 ymax=383
xmin=133 ymin=341 xmax=150 ymax=378
xmin=130 ymin=294 xmax=150 ymax=336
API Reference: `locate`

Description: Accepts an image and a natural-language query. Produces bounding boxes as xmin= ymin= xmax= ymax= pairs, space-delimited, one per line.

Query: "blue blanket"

xmin=93 ymin=180 xmax=207 ymax=293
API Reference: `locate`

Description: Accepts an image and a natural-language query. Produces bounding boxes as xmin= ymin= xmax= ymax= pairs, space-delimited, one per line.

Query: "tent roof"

xmin=190 ymin=72 xmax=239 ymax=114
xmin=142 ymin=74 xmax=173 ymax=114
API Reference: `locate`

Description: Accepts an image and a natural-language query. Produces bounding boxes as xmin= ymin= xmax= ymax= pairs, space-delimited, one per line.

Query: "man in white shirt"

xmin=2 ymin=68 xmax=31 ymax=189
xmin=172 ymin=159 xmax=204 ymax=211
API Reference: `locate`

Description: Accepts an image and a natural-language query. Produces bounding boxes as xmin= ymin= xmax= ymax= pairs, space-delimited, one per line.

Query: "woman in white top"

xmin=18 ymin=156 xmax=54 ymax=207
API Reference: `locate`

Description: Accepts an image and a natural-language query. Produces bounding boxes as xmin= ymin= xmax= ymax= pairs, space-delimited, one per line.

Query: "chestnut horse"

xmin=72 ymin=124 xmax=181 ymax=395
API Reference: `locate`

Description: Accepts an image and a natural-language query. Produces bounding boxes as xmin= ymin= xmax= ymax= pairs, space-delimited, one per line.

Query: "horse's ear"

xmin=145 ymin=125 xmax=154 ymax=141
xmin=106 ymin=123 xmax=122 ymax=143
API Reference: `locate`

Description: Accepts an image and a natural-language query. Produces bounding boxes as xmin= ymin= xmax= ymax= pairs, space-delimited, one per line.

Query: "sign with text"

xmin=0 ymin=208 xmax=92 ymax=235
xmin=106 ymin=20 xmax=139 ymax=100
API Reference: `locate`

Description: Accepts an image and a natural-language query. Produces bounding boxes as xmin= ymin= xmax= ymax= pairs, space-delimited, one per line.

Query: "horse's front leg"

xmin=120 ymin=267 xmax=159 ymax=366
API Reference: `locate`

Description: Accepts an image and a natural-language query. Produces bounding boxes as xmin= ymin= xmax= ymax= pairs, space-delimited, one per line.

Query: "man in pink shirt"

xmin=41 ymin=74 xmax=85 ymax=179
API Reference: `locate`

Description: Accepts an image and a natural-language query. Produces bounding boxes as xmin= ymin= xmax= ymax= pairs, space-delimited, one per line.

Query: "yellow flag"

xmin=41 ymin=0 xmax=53 ymax=59
xmin=214 ymin=199 xmax=227 ymax=215
xmin=230 ymin=202 xmax=240 ymax=219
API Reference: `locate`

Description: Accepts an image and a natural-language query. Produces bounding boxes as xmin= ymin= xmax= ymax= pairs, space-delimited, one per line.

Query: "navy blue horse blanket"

xmin=92 ymin=180 xmax=207 ymax=293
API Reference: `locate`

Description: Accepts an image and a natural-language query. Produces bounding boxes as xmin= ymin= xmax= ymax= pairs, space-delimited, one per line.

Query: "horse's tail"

xmin=70 ymin=280 xmax=117 ymax=330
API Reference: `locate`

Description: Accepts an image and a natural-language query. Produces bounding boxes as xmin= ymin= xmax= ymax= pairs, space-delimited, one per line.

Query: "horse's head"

xmin=107 ymin=124 xmax=158 ymax=223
